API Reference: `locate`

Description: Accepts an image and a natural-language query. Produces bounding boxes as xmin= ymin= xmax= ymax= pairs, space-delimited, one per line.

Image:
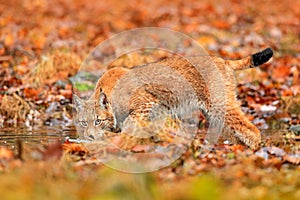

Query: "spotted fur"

xmin=74 ymin=48 xmax=273 ymax=149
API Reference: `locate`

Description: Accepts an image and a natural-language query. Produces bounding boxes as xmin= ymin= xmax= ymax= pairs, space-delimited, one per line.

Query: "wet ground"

xmin=0 ymin=126 xmax=76 ymax=160
xmin=1 ymin=125 xmax=298 ymax=161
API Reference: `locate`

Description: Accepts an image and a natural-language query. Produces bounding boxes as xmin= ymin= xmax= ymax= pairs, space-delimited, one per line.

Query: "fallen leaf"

xmin=42 ymin=140 xmax=63 ymax=161
xmin=283 ymin=154 xmax=300 ymax=165
xmin=4 ymin=33 xmax=14 ymax=47
xmin=0 ymin=147 xmax=14 ymax=160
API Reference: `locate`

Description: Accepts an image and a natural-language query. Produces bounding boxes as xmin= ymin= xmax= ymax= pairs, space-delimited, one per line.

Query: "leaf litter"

xmin=0 ymin=0 xmax=299 ymax=199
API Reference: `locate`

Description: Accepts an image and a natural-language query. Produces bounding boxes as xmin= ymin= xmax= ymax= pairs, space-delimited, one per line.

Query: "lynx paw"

xmin=234 ymin=130 xmax=261 ymax=150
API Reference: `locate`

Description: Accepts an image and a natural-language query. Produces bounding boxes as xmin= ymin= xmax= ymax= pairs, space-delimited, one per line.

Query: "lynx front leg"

xmin=224 ymin=108 xmax=261 ymax=149
xmin=120 ymin=86 xmax=161 ymax=138
xmin=121 ymin=84 xmax=175 ymax=135
xmin=121 ymin=108 xmax=157 ymax=138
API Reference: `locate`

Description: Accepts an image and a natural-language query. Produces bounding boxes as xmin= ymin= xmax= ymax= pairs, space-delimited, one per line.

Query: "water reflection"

xmin=0 ymin=126 xmax=77 ymax=160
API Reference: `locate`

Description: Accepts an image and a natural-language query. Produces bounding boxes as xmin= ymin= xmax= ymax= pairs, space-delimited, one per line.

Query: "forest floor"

xmin=0 ymin=0 xmax=299 ymax=199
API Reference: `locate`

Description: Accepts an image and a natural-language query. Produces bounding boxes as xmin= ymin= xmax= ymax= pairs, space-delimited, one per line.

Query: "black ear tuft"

xmin=99 ymin=92 xmax=109 ymax=109
xmin=252 ymin=48 xmax=273 ymax=66
xmin=73 ymin=93 xmax=84 ymax=111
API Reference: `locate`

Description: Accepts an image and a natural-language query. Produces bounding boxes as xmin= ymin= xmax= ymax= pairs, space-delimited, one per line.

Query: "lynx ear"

xmin=73 ymin=94 xmax=84 ymax=111
xmin=99 ymin=91 xmax=109 ymax=109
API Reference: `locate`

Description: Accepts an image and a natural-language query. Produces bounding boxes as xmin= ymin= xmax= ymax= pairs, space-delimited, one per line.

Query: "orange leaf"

xmin=63 ymin=143 xmax=88 ymax=156
xmin=212 ymin=20 xmax=231 ymax=30
xmin=272 ymin=65 xmax=291 ymax=80
xmin=4 ymin=34 xmax=14 ymax=47
xmin=0 ymin=147 xmax=14 ymax=160
xmin=31 ymin=35 xmax=46 ymax=49
xmin=42 ymin=140 xmax=63 ymax=161
xmin=197 ymin=35 xmax=217 ymax=46
xmin=23 ymin=87 xmax=41 ymax=99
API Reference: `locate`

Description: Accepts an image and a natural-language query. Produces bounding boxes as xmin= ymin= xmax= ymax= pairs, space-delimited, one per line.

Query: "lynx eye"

xmin=95 ymin=119 xmax=102 ymax=126
xmin=80 ymin=121 xmax=88 ymax=127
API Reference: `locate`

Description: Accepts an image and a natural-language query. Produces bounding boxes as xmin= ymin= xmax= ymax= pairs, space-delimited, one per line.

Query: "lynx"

xmin=74 ymin=48 xmax=273 ymax=149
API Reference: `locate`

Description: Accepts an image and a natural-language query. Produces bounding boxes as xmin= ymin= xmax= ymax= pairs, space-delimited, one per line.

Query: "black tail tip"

xmin=252 ymin=48 xmax=273 ymax=66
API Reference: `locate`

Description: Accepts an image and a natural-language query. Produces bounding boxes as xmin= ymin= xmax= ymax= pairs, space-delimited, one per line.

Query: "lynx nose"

xmin=88 ymin=135 xmax=95 ymax=140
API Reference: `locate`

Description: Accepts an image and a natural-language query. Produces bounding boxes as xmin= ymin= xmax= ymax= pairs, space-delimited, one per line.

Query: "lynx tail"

xmin=226 ymin=48 xmax=273 ymax=71
xmin=251 ymin=48 xmax=273 ymax=66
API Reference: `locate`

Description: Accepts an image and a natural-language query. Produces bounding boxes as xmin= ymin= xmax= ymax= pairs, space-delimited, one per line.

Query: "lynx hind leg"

xmin=225 ymin=109 xmax=261 ymax=150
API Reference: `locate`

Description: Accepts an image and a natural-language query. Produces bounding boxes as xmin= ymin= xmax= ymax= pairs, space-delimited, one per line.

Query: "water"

xmin=0 ymin=126 xmax=77 ymax=160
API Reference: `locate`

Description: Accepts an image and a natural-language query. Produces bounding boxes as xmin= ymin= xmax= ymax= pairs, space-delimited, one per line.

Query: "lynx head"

xmin=73 ymin=92 xmax=117 ymax=140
